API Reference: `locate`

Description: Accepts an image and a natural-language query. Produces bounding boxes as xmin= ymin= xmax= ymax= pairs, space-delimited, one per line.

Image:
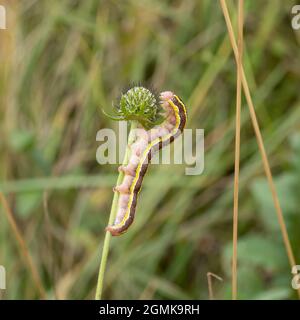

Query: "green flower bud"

xmin=103 ymin=86 xmax=165 ymax=129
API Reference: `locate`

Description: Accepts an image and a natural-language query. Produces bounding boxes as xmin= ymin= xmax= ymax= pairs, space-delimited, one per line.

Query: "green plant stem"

xmin=95 ymin=121 xmax=138 ymax=300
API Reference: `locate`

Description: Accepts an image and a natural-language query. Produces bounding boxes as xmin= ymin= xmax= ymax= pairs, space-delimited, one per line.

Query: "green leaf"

xmin=9 ymin=130 xmax=35 ymax=152
xmin=289 ymin=133 xmax=300 ymax=173
xmin=16 ymin=192 xmax=42 ymax=218
xmin=221 ymin=265 xmax=264 ymax=300
xmin=253 ymin=287 xmax=291 ymax=300
xmin=251 ymin=175 xmax=298 ymax=232
xmin=221 ymin=234 xmax=289 ymax=299
xmin=222 ymin=234 xmax=287 ymax=275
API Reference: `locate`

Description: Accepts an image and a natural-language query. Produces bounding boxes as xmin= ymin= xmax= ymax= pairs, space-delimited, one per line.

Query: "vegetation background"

xmin=0 ymin=0 xmax=300 ymax=299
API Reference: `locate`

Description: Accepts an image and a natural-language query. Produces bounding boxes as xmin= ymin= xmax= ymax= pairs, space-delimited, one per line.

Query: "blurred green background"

xmin=0 ymin=0 xmax=300 ymax=299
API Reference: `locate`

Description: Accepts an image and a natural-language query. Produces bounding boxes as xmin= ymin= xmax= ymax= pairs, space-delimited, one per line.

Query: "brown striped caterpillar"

xmin=106 ymin=91 xmax=187 ymax=236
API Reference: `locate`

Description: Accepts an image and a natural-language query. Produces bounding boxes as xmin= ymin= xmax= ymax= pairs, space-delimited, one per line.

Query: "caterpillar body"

xmin=106 ymin=91 xmax=187 ymax=236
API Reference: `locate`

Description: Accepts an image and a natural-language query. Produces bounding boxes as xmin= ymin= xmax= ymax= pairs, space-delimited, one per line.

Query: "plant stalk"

xmin=95 ymin=121 xmax=137 ymax=300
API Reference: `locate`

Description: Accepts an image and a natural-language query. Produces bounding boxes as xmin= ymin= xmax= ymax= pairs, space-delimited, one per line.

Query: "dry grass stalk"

xmin=232 ymin=0 xmax=244 ymax=301
xmin=220 ymin=0 xmax=300 ymax=299
xmin=0 ymin=192 xmax=46 ymax=299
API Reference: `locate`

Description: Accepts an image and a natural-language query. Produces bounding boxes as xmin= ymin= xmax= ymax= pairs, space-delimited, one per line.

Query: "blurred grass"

xmin=0 ymin=0 xmax=300 ymax=299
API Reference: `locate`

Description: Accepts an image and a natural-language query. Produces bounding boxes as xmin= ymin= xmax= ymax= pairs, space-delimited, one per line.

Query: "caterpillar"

xmin=106 ymin=91 xmax=187 ymax=236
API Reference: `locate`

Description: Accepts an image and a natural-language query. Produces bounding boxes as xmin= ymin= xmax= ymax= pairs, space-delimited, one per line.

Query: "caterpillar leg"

xmin=118 ymin=165 xmax=135 ymax=177
xmin=113 ymin=175 xmax=134 ymax=194
xmin=113 ymin=184 xmax=130 ymax=194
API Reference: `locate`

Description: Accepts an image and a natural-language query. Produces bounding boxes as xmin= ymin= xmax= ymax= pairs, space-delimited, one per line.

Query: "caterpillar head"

xmin=103 ymin=86 xmax=165 ymax=130
xmin=160 ymin=91 xmax=175 ymax=109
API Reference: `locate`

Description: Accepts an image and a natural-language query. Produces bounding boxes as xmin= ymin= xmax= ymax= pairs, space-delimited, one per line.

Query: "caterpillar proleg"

xmin=106 ymin=91 xmax=187 ymax=236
